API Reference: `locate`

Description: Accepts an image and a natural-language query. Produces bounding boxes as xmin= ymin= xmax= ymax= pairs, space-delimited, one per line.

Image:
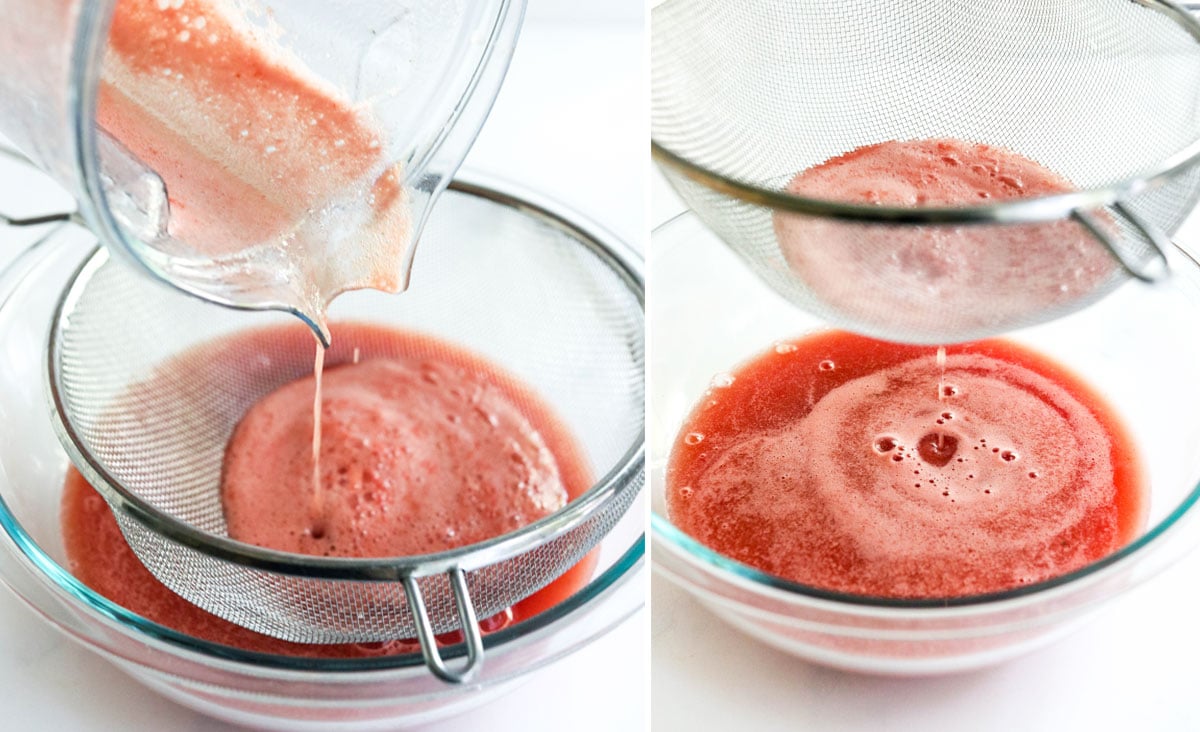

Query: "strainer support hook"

xmin=403 ymin=567 xmax=485 ymax=684
xmin=1072 ymin=200 xmax=1172 ymax=284
xmin=0 ymin=146 xmax=81 ymax=228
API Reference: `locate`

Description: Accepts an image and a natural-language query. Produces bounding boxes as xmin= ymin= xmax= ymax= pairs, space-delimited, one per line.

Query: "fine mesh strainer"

xmin=652 ymin=0 xmax=1200 ymax=344
xmin=45 ymin=176 xmax=645 ymax=684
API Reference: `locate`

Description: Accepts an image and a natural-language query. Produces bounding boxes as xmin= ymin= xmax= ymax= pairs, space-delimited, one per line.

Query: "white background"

xmin=650 ymin=173 xmax=1200 ymax=731
xmin=0 ymin=2 xmax=646 ymax=731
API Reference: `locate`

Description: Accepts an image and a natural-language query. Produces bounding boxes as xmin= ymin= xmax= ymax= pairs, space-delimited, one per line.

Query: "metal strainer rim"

xmin=45 ymin=173 xmax=646 ymax=582
xmin=651 ymin=0 xmax=1200 ymax=226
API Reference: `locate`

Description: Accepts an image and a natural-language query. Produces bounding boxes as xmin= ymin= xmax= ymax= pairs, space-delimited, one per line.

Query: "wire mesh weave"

xmin=49 ymin=182 xmax=645 ymax=644
xmin=652 ymin=0 xmax=1200 ymax=343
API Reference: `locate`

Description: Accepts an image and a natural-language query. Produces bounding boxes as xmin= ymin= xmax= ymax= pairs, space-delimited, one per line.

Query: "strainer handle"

xmin=1071 ymin=201 xmax=1171 ymax=284
xmin=0 ymin=145 xmax=83 ymax=228
xmin=0 ymin=209 xmax=79 ymax=227
xmin=402 ymin=568 xmax=485 ymax=684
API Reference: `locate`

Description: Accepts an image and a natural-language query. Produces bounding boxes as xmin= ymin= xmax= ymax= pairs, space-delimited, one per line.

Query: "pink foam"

xmin=223 ymin=358 xmax=567 ymax=558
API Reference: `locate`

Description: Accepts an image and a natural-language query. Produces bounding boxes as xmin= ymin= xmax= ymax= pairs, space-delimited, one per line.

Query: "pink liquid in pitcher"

xmin=98 ymin=0 xmax=413 ymax=326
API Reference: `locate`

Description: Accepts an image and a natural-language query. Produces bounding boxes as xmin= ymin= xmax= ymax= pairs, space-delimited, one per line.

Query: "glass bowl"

xmin=650 ymin=212 xmax=1200 ymax=675
xmin=0 ymin=178 xmax=644 ymax=730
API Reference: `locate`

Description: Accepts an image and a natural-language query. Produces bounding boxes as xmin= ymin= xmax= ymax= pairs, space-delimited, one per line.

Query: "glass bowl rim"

xmin=0 ymin=479 xmax=645 ymax=673
xmin=0 ymin=179 xmax=646 ymax=674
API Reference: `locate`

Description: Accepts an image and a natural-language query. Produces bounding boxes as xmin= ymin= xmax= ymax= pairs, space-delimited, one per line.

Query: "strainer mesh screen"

xmin=652 ymin=0 xmax=1200 ymax=343
xmin=53 ymin=186 xmax=644 ymax=643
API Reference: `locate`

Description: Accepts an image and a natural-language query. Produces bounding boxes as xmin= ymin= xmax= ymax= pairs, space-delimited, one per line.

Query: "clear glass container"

xmin=0 ymin=0 xmax=525 ymax=339
xmin=651 ymin=212 xmax=1200 ymax=674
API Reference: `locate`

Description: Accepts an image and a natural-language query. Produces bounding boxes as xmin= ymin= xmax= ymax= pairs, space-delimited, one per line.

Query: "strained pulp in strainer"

xmin=220 ymin=323 xmax=590 ymax=560
xmin=774 ymin=139 xmax=1119 ymax=337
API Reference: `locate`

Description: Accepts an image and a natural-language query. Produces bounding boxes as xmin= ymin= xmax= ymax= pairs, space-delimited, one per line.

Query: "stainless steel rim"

xmin=45 ymin=173 xmax=646 ymax=583
xmin=650 ymin=0 xmax=1200 ymax=229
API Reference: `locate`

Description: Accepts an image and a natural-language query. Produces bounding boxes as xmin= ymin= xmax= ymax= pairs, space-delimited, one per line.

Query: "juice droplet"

xmin=1028 ymin=471 xmax=1039 ymax=479
xmin=818 ymin=360 xmax=836 ymax=372
xmin=1000 ymin=450 xmax=1018 ymax=462
xmin=942 ymin=384 xmax=958 ymax=398
xmin=936 ymin=346 xmax=948 ymax=401
xmin=479 ymin=608 xmax=514 ymax=633
xmin=678 ymin=486 xmax=694 ymax=499
xmin=684 ymin=432 xmax=705 ymax=446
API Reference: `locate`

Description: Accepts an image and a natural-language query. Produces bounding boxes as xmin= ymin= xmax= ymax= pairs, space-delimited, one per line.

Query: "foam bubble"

xmin=711 ymin=373 xmax=735 ymax=388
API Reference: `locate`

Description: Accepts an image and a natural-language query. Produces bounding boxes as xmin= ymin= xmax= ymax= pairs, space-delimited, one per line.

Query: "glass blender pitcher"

xmin=0 ymin=0 xmax=525 ymax=344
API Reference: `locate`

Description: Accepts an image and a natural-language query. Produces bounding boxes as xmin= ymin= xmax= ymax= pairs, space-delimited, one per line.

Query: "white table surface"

xmin=649 ymin=171 xmax=1200 ymax=731
xmin=0 ymin=15 xmax=647 ymax=732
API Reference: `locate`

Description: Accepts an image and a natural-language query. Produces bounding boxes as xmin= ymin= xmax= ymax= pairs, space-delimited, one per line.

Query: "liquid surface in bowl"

xmin=99 ymin=0 xmax=411 ymax=327
xmin=666 ymin=331 xmax=1147 ymax=598
xmin=61 ymin=323 xmax=596 ymax=657
xmin=774 ymin=138 xmax=1117 ymax=336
